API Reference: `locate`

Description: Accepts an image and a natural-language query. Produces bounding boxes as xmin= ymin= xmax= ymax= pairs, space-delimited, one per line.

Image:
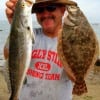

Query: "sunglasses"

xmin=33 ymin=5 xmax=58 ymax=13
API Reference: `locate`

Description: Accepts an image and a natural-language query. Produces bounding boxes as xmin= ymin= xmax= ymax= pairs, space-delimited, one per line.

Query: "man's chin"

xmin=43 ymin=26 xmax=54 ymax=33
xmin=42 ymin=24 xmax=54 ymax=30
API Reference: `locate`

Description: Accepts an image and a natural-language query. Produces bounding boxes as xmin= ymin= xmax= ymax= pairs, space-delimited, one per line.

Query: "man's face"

xmin=35 ymin=4 xmax=65 ymax=33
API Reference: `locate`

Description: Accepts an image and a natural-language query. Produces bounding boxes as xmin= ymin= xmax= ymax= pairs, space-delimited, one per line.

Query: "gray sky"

xmin=0 ymin=0 xmax=100 ymax=23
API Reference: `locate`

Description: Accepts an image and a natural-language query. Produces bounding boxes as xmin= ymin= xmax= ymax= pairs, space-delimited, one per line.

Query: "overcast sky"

xmin=0 ymin=0 xmax=100 ymax=23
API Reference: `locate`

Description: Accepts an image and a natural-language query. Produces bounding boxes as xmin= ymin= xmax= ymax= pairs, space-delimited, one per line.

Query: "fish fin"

xmin=3 ymin=60 xmax=12 ymax=94
xmin=63 ymin=11 xmax=75 ymax=26
xmin=9 ymin=96 xmax=18 ymax=100
xmin=64 ymin=16 xmax=75 ymax=26
xmin=23 ymin=77 xmax=27 ymax=85
xmin=27 ymin=26 xmax=35 ymax=44
xmin=32 ymin=32 xmax=35 ymax=44
xmin=72 ymin=79 xmax=87 ymax=95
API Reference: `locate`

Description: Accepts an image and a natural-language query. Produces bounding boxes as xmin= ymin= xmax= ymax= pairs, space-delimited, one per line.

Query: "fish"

xmin=57 ymin=3 xmax=99 ymax=95
xmin=8 ymin=0 xmax=34 ymax=99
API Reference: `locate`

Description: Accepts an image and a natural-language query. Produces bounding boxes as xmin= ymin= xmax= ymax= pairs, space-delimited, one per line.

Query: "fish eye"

xmin=21 ymin=3 xmax=25 ymax=7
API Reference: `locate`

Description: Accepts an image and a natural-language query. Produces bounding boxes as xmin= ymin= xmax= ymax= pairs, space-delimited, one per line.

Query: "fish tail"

xmin=72 ymin=79 xmax=87 ymax=95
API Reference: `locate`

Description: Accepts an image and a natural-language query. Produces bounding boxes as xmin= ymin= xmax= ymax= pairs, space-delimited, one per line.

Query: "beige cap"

xmin=32 ymin=0 xmax=77 ymax=13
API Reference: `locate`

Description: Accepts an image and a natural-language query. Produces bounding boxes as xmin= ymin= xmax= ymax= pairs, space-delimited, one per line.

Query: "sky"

xmin=0 ymin=0 xmax=100 ymax=23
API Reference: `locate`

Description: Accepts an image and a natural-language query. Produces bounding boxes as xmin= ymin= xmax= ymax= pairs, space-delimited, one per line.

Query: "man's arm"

xmin=4 ymin=0 xmax=17 ymax=58
xmin=4 ymin=37 xmax=10 ymax=59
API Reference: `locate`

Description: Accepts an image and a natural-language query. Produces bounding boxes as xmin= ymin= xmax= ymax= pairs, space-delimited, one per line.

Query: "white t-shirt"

xmin=6 ymin=28 xmax=73 ymax=100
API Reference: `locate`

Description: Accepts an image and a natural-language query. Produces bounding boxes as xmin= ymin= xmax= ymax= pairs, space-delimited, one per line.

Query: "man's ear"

xmin=61 ymin=6 xmax=66 ymax=15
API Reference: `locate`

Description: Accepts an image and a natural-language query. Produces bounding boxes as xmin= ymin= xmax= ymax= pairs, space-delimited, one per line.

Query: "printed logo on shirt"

xmin=27 ymin=68 xmax=60 ymax=80
xmin=27 ymin=49 xmax=63 ymax=80
xmin=35 ymin=62 xmax=51 ymax=71
xmin=31 ymin=49 xmax=62 ymax=68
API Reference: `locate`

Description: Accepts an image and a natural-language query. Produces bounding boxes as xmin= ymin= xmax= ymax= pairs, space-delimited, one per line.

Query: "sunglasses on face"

xmin=33 ymin=4 xmax=59 ymax=13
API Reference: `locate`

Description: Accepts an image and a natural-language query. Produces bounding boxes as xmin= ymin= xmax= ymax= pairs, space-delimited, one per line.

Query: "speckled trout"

xmin=8 ymin=0 xmax=34 ymax=100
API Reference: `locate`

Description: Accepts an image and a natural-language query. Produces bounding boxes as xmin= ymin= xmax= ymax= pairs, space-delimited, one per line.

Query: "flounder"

xmin=57 ymin=3 xmax=99 ymax=95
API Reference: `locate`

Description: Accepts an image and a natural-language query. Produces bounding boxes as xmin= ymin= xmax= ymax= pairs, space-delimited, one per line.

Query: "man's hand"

xmin=5 ymin=0 xmax=18 ymax=23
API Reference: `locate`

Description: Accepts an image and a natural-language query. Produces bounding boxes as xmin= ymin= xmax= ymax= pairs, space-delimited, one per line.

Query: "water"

xmin=0 ymin=21 xmax=9 ymax=63
xmin=0 ymin=20 xmax=100 ymax=66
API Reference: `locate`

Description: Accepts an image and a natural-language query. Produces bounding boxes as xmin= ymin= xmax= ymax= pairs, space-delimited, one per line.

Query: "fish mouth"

xmin=25 ymin=0 xmax=34 ymax=6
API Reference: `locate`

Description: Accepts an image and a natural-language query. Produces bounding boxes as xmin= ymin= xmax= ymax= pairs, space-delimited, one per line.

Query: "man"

xmin=5 ymin=0 xmax=76 ymax=100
